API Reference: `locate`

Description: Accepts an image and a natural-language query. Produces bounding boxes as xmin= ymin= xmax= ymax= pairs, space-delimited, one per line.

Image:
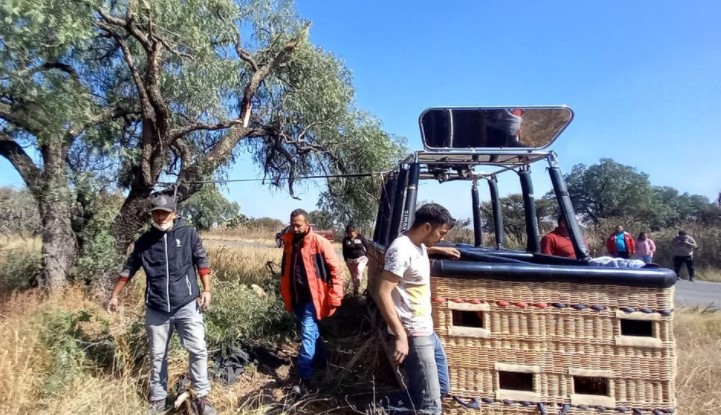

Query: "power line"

xmin=157 ymin=171 xmax=387 ymax=186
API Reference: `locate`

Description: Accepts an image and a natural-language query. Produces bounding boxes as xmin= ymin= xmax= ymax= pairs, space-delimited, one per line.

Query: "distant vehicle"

xmin=275 ymin=224 xmax=335 ymax=248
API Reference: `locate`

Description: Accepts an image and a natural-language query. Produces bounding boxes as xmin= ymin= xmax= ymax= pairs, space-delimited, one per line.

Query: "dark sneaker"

xmin=147 ymin=399 xmax=166 ymax=415
xmin=194 ymin=396 xmax=217 ymax=415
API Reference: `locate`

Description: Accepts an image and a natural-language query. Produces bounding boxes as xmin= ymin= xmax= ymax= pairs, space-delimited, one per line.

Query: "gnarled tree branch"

xmin=0 ymin=132 xmax=42 ymax=193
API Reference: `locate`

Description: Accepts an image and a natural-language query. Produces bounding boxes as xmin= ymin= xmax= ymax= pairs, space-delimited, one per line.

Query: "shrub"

xmin=38 ymin=309 xmax=93 ymax=397
xmin=203 ymin=279 xmax=295 ymax=351
xmin=0 ymin=243 xmax=43 ymax=293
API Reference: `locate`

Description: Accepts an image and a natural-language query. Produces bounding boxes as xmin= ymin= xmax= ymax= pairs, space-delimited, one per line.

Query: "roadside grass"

xmin=1 ymin=241 xmax=720 ymax=414
xmin=203 ymin=227 xmax=277 ymax=244
xmin=694 ymin=267 xmax=721 ymax=283
xmin=675 ymin=307 xmax=721 ymax=414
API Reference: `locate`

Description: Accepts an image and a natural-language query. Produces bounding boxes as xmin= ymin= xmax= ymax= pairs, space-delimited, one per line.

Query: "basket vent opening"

xmin=573 ymin=376 xmax=610 ymax=396
xmin=620 ymin=319 xmax=654 ymax=337
xmin=498 ymin=371 xmax=534 ymax=391
xmin=451 ymin=310 xmax=484 ymax=328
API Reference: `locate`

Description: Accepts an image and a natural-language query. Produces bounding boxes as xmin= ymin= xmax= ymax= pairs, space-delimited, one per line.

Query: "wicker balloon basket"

xmin=432 ymin=276 xmax=676 ymax=415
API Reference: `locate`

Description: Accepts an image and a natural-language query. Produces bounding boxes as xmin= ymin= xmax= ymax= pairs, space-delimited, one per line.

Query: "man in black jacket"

xmin=342 ymin=224 xmax=369 ymax=296
xmin=107 ymin=195 xmax=216 ymax=415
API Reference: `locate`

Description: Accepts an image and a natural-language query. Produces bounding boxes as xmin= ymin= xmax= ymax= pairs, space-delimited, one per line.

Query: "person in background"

xmin=672 ymin=230 xmax=698 ymax=282
xmin=342 ymin=223 xmax=369 ymax=296
xmin=106 ymin=195 xmax=216 ymax=415
xmin=606 ymin=225 xmax=635 ymax=259
xmin=375 ymin=203 xmax=461 ymax=414
xmin=540 ymin=215 xmax=575 ymax=258
xmin=635 ymin=232 xmax=656 ymax=264
xmin=279 ymin=209 xmax=344 ymax=394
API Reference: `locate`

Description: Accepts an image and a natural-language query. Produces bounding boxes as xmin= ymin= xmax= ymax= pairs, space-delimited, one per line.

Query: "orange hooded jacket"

xmin=280 ymin=229 xmax=344 ymax=320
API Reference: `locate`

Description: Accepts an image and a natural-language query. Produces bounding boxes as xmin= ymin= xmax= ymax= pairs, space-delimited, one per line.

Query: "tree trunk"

xmin=39 ymin=196 xmax=78 ymax=293
xmin=112 ymin=188 xmax=153 ymax=253
xmin=37 ymin=144 xmax=77 ymax=293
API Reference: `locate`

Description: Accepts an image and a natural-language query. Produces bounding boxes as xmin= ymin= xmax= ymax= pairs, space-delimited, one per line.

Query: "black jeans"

xmin=673 ymin=255 xmax=695 ymax=280
xmin=614 ymin=251 xmax=630 ymax=259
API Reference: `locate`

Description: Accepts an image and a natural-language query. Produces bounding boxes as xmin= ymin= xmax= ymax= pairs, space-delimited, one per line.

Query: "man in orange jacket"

xmin=279 ymin=208 xmax=344 ymax=394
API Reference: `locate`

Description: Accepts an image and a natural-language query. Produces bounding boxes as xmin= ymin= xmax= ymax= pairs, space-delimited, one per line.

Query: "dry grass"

xmin=0 ymin=233 xmax=41 ymax=252
xmin=2 ymin=242 xmax=720 ymax=414
xmin=675 ymin=308 xmax=721 ymax=414
xmin=203 ymin=227 xmax=278 ymax=244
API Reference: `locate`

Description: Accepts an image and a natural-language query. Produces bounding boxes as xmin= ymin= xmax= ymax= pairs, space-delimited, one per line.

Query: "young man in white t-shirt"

xmin=376 ymin=203 xmax=460 ymax=414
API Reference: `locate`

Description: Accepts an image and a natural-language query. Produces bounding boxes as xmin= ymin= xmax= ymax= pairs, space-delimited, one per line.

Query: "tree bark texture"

xmin=37 ymin=143 xmax=77 ymax=293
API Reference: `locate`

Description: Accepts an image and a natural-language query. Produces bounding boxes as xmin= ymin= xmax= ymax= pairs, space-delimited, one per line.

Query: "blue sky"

xmin=1 ymin=0 xmax=719 ymax=222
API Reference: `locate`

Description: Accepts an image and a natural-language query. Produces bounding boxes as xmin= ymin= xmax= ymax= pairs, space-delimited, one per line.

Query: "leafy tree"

xmin=480 ymin=193 xmax=555 ymax=244
xmin=0 ymin=0 xmax=129 ymax=290
xmin=563 ymin=159 xmax=719 ymax=229
xmin=316 ymin=113 xmax=406 ymax=230
xmin=307 ymin=209 xmax=334 ymax=230
xmin=1 ymin=0 xmax=400 ymax=291
xmin=563 ymin=158 xmax=656 ymax=225
xmin=245 ymin=217 xmax=284 ymax=232
xmin=180 ymin=185 xmax=241 ymax=231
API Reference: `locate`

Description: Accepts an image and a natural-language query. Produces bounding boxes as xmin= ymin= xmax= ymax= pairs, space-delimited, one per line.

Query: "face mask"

xmin=152 ymin=221 xmax=173 ymax=232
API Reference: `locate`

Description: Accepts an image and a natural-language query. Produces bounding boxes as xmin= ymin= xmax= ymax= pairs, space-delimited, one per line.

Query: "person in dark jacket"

xmin=342 ymin=223 xmax=369 ymax=296
xmin=106 ymin=195 xmax=216 ymax=415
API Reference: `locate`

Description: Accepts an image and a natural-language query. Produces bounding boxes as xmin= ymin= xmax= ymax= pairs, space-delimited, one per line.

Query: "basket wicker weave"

xmin=432 ymin=276 xmax=676 ymax=414
xmin=366 ymin=245 xmax=676 ymax=414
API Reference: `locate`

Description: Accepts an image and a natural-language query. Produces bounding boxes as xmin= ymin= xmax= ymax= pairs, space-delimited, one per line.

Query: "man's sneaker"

xmin=147 ymin=399 xmax=166 ymax=415
xmin=194 ymin=395 xmax=217 ymax=415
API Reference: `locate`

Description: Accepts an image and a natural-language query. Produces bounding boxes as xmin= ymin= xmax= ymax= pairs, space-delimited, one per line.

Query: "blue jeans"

xmin=294 ymin=301 xmax=325 ymax=381
xmin=383 ymin=333 xmax=448 ymax=415
xmin=638 ymin=255 xmax=653 ymax=264
xmin=146 ymin=301 xmax=210 ymax=401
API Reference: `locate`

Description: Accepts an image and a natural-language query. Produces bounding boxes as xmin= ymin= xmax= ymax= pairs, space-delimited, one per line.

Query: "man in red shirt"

xmin=541 ymin=216 xmax=577 ymax=258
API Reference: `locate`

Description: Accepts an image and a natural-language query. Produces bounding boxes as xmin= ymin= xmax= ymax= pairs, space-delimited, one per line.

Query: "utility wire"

xmin=157 ymin=171 xmax=387 ymax=186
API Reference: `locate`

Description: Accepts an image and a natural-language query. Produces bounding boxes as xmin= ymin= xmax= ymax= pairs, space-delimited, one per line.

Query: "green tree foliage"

xmin=480 ymin=193 xmax=555 ymax=244
xmin=180 ymin=185 xmax=241 ymax=231
xmin=245 ymin=217 xmax=284 ymax=231
xmin=307 ymin=209 xmax=334 ymax=230
xmin=564 ymin=159 xmax=656 ymax=224
xmin=1 ymin=0 xmax=402 ymax=290
xmin=563 ymin=158 xmax=720 ymax=229
xmin=316 ymin=114 xmax=406 ymax=230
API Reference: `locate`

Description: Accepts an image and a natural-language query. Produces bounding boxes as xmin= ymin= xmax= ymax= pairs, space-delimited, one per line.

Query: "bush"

xmin=203 ymin=279 xmax=295 ymax=351
xmin=0 ymin=244 xmax=43 ymax=293
xmin=38 ymin=310 xmax=93 ymax=397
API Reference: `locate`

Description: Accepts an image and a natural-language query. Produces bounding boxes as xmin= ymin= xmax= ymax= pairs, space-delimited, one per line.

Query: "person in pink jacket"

xmin=635 ymin=232 xmax=656 ymax=263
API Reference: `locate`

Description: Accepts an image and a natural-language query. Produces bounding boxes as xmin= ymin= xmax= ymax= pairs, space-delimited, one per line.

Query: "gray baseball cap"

xmin=150 ymin=195 xmax=177 ymax=212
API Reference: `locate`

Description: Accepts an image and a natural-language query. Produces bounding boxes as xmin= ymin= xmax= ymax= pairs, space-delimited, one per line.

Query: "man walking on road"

xmin=107 ymin=195 xmax=216 ymax=415
xmin=672 ymin=230 xmax=698 ymax=282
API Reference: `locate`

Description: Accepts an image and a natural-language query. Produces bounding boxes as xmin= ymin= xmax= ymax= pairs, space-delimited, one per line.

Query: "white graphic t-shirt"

xmin=384 ymin=235 xmax=433 ymax=337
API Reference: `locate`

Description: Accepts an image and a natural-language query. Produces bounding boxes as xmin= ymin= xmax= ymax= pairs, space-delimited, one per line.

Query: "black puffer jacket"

xmin=120 ymin=219 xmax=209 ymax=313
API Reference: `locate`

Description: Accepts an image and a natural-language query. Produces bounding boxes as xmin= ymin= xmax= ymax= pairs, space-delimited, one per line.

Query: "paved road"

xmin=673 ymin=279 xmax=721 ymax=308
xmin=208 ymin=239 xmax=721 ymax=308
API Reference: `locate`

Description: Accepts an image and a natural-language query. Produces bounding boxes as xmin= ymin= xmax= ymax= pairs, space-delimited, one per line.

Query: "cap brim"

xmin=151 ymin=207 xmax=175 ymax=212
